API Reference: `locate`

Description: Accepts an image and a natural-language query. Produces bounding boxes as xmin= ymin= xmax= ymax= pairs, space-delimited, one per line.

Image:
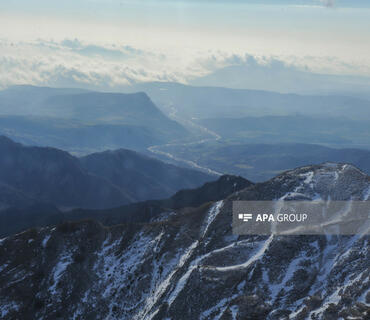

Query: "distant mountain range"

xmin=190 ymin=62 xmax=370 ymax=95
xmin=0 ymin=85 xmax=189 ymax=153
xmin=127 ymin=82 xmax=370 ymax=121
xmin=157 ymin=142 xmax=370 ymax=182
xmin=0 ymin=136 xmax=213 ymax=211
xmin=3 ymin=84 xmax=370 ymax=153
xmin=0 ymin=163 xmax=368 ymax=319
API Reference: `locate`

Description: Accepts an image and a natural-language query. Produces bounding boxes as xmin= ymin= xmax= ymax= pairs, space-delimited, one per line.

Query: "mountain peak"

xmin=1 ymin=162 xmax=368 ymax=319
xmin=236 ymin=162 xmax=370 ymax=201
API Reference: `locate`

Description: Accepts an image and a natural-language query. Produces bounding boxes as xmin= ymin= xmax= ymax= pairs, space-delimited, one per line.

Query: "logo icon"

xmin=238 ymin=213 xmax=253 ymax=222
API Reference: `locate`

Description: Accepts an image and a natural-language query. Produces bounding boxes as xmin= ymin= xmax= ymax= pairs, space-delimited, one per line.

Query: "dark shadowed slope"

xmin=79 ymin=148 xmax=213 ymax=202
xmin=68 ymin=174 xmax=253 ymax=226
xmin=0 ymin=182 xmax=37 ymax=210
xmin=166 ymin=174 xmax=251 ymax=209
xmin=0 ymin=136 xmax=215 ymax=212
xmin=0 ymin=136 xmax=133 ymax=209
xmin=0 ymin=174 xmax=251 ymax=237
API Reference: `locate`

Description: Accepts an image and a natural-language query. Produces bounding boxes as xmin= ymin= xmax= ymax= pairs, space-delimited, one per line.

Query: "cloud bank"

xmin=0 ymin=38 xmax=369 ymax=94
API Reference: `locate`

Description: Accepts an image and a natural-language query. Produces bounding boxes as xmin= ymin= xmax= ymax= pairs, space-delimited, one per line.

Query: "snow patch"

xmin=230 ymin=305 xmax=239 ymax=320
xmin=49 ymin=252 xmax=72 ymax=295
xmin=0 ymin=301 xmax=19 ymax=318
xmin=200 ymin=298 xmax=228 ymax=320
xmin=267 ymin=254 xmax=306 ymax=303
xmin=0 ymin=263 xmax=8 ymax=273
xmin=201 ymin=200 xmax=224 ymax=238
xmin=362 ymin=186 xmax=370 ymax=201
xmin=139 ymin=240 xmax=200 ymax=320
xmin=301 ymin=171 xmax=314 ymax=187
xmin=212 ymin=235 xmax=273 ymax=272
xmin=42 ymin=234 xmax=51 ymax=248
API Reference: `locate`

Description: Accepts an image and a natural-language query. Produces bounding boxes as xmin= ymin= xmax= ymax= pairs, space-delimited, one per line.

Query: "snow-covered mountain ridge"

xmin=0 ymin=163 xmax=369 ymax=319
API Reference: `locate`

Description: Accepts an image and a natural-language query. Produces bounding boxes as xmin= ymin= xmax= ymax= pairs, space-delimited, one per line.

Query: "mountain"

xmin=0 ymin=163 xmax=368 ymax=319
xmin=66 ymin=174 xmax=252 ymax=226
xmin=42 ymin=91 xmax=175 ymax=126
xmin=190 ymin=63 xmax=370 ymax=95
xmin=0 ymin=85 xmax=90 ymax=116
xmin=127 ymin=82 xmax=370 ymax=121
xmin=0 ymin=136 xmax=214 ymax=211
xmin=0 ymin=175 xmax=251 ymax=237
xmin=0 ymin=136 xmax=133 ymax=209
xmin=165 ymin=174 xmax=251 ymax=209
xmin=0 ymin=182 xmax=37 ymax=210
xmin=0 ymin=204 xmax=63 ymax=238
xmin=156 ymin=142 xmax=370 ymax=182
xmin=79 ymin=148 xmax=214 ymax=202
xmin=0 ymin=86 xmax=189 ymax=153
xmin=0 ymin=115 xmax=164 ymax=154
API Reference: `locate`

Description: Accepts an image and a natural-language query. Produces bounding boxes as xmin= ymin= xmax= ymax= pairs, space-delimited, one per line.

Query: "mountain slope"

xmin=0 ymin=85 xmax=89 ymax=116
xmin=128 ymin=82 xmax=370 ymax=120
xmin=0 ymin=182 xmax=37 ymax=210
xmin=0 ymin=136 xmax=216 ymax=211
xmin=79 ymin=148 xmax=213 ymax=202
xmin=0 ymin=163 xmax=368 ymax=319
xmin=42 ymin=91 xmax=186 ymax=136
xmin=0 ymin=115 xmax=164 ymax=153
xmin=0 ymin=136 xmax=133 ymax=209
xmin=0 ymin=86 xmax=189 ymax=152
xmin=0 ymin=174 xmax=251 ymax=237
xmin=67 ymin=174 xmax=252 ymax=226
xmin=166 ymin=174 xmax=251 ymax=209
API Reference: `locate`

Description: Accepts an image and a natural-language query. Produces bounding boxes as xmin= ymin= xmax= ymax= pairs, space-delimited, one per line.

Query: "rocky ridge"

xmin=0 ymin=163 xmax=369 ymax=319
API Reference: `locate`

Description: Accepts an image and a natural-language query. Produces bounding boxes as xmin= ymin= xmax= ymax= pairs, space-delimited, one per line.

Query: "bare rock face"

xmin=0 ymin=163 xmax=369 ymax=319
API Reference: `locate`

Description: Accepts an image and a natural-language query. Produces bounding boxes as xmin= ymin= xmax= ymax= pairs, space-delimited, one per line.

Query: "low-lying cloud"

xmin=0 ymin=38 xmax=369 ymax=94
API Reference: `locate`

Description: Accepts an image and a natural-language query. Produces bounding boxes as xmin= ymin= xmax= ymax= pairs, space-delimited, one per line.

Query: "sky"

xmin=1 ymin=0 xmax=370 ymax=92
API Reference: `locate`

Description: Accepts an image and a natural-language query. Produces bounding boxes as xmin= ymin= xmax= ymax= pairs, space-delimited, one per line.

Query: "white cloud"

xmin=0 ymin=39 xmax=191 ymax=90
xmin=0 ymin=38 xmax=369 ymax=92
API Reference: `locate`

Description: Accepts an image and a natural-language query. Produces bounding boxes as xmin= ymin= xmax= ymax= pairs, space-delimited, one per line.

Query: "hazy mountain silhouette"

xmin=0 ymin=86 xmax=189 ymax=152
xmin=128 ymin=82 xmax=370 ymax=120
xmin=0 ymin=136 xmax=213 ymax=211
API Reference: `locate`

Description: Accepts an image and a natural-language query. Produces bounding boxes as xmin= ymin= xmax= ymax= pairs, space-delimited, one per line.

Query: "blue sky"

xmin=0 ymin=0 xmax=369 ymax=90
